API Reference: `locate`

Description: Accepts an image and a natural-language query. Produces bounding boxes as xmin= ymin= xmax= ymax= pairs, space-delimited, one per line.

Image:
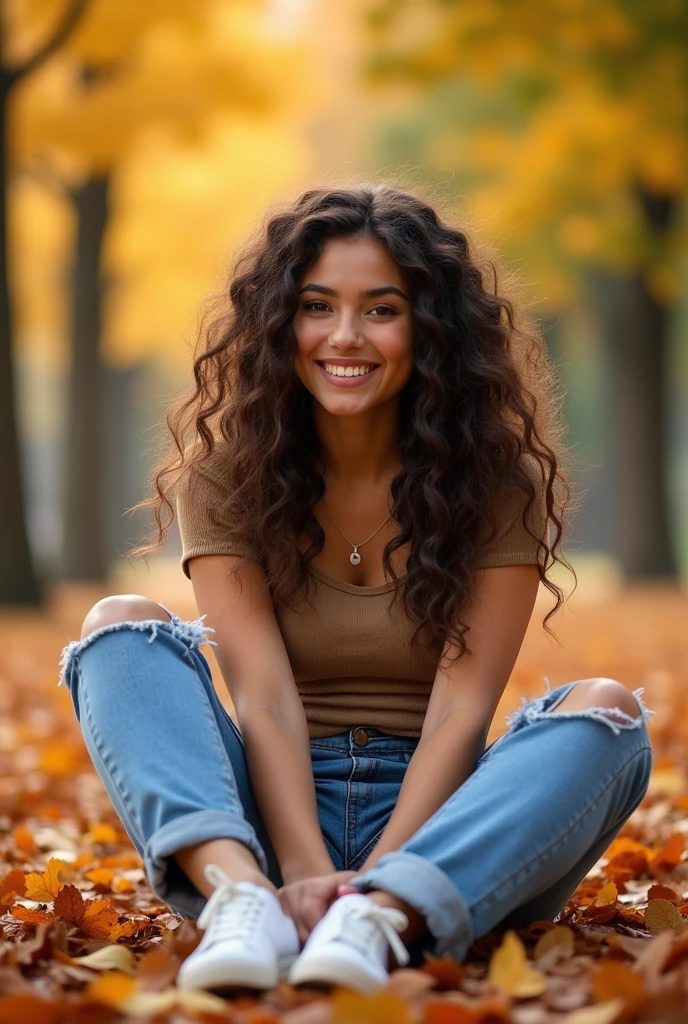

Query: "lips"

xmin=316 ymin=362 xmax=380 ymax=387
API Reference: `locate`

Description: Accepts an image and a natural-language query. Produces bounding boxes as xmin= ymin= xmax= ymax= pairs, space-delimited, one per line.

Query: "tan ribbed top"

xmin=176 ymin=456 xmax=548 ymax=738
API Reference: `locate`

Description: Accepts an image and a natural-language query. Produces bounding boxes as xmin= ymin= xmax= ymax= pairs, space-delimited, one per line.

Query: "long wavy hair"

xmin=131 ymin=184 xmax=575 ymax=663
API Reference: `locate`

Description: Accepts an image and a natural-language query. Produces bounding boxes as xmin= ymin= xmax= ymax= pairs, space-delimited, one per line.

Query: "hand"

xmin=278 ymin=871 xmax=358 ymax=945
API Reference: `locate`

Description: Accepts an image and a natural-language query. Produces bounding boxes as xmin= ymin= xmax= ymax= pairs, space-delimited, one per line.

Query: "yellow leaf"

xmin=534 ymin=925 xmax=575 ymax=966
xmin=594 ymin=882 xmax=618 ymax=907
xmin=85 ymin=868 xmax=114 ymax=888
xmin=489 ymin=930 xmax=547 ymax=998
xmin=85 ymin=823 xmax=118 ymax=844
xmin=176 ymin=989 xmax=230 ymax=1014
xmin=117 ymin=990 xmax=178 ymax=1017
xmin=68 ymin=945 xmax=136 ymax=974
xmin=560 ymin=999 xmax=625 ymax=1023
xmin=24 ymin=858 xmax=67 ymax=902
xmin=85 ymin=972 xmax=138 ymax=1008
xmin=645 ymin=899 xmax=688 ymax=936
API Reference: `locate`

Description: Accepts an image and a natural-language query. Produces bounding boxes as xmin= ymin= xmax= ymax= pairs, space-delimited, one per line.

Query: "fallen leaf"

xmin=11 ymin=826 xmax=36 ymax=857
xmin=0 ymin=994 xmax=61 ymax=1024
xmin=0 ymin=870 xmax=28 ymax=904
xmin=593 ymin=882 xmax=618 ymax=907
xmin=23 ymin=858 xmax=67 ymax=902
xmin=650 ymin=833 xmax=685 ymax=874
xmin=84 ymin=868 xmax=114 ymax=888
xmin=592 ymin=959 xmax=645 ymax=1011
xmin=10 ymin=904 xmax=56 ymax=926
xmin=488 ymin=931 xmax=546 ymax=998
xmin=534 ymin=925 xmax=575 ymax=967
xmin=85 ymin=970 xmax=138 ymax=1008
xmin=647 ymin=883 xmax=680 ymax=903
xmin=64 ymin=944 xmax=136 ymax=974
xmin=422 ymin=1002 xmax=478 ymax=1023
xmin=332 ymin=989 xmax=412 ymax=1024
xmin=136 ymin=945 xmax=180 ymax=990
xmin=559 ymin=1000 xmax=624 ymax=1024
xmin=421 ymin=956 xmax=463 ymax=990
xmin=386 ymin=968 xmax=437 ymax=1001
xmin=644 ymin=898 xmax=688 ymax=936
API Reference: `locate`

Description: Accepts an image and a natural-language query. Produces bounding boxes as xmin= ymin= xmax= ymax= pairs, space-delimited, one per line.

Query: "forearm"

xmin=358 ymin=712 xmax=487 ymax=872
xmin=237 ymin=701 xmax=334 ymax=883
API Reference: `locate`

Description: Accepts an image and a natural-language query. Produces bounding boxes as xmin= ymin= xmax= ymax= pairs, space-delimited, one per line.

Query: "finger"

xmin=337 ymin=884 xmax=359 ymax=897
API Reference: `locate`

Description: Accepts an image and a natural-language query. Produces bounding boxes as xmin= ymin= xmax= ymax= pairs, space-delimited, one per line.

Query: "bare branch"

xmin=7 ymin=0 xmax=90 ymax=87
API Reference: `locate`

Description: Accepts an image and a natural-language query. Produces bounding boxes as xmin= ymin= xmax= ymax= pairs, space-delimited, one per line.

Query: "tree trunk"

xmin=61 ymin=176 xmax=109 ymax=580
xmin=596 ymin=191 xmax=677 ymax=577
xmin=0 ymin=74 xmax=42 ymax=604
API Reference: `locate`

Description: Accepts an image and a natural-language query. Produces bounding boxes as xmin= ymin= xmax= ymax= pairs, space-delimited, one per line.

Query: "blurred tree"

xmin=0 ymin=0 xmax=88 ymax=604
xmin=366 ymin=0 xmax=687 ymax=577
xmin=8 ymin=0 xmax=289 ymax=591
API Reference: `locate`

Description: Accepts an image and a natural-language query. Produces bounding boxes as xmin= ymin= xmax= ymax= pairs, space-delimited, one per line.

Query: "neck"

xmin=313 ymin=399 xmax=402 ymax=486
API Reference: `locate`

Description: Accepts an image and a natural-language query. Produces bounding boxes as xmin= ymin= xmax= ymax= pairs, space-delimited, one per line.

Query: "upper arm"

xmin=188 ymin=553 xmax=300 ymax=718
xmin=423 ymin=563 xmax=540 ymax=736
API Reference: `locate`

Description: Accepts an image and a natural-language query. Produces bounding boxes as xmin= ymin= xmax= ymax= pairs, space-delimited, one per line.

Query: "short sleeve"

xmin=474 ymin=466 xmax=550 ymax=570
xmin=176 ymin=458 xmax=258 ymax=579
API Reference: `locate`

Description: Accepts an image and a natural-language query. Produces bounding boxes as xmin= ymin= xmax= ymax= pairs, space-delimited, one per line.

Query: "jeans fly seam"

xmin=344 ymin=735 xmax=358 ymax=871
xmin=473 ymin=745 xmax=653 ymax=912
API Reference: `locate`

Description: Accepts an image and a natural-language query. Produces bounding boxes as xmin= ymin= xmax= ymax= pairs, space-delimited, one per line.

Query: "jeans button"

xmin=353 ymin=727 xmax=370 ymax=747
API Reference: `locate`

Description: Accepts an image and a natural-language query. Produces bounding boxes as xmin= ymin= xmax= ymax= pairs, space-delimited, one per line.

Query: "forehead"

xmin=300 ymin=235 xmax=405 ymax=288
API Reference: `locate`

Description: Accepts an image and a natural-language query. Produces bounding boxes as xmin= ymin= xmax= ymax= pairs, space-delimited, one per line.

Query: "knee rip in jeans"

xmin=57 ymin=602 xmax=217 ymax=688
xmin=506 ymin=680 xmax=654 ymax=737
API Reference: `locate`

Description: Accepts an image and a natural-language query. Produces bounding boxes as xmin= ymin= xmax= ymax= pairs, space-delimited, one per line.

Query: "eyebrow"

xmin=298 ymin=283 xmax=408 ymax=300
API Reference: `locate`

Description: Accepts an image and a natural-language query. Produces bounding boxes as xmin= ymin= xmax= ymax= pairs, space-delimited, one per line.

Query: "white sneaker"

xmin=177 ymin=864 xmax=299 ymax=991
xmin=288 ymin=893 xmax=409 ymax=992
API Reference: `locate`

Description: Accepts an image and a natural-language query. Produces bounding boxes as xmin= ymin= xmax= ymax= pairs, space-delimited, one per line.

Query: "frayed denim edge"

xmin=57 ymin=603 xmax=217 ymax=688
xmin=506 ymin=682 xmax=654 ymax=737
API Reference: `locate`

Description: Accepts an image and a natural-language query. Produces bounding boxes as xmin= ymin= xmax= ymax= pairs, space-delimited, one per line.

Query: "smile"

xmin=316 ymin=362 xmax=380 ymax=387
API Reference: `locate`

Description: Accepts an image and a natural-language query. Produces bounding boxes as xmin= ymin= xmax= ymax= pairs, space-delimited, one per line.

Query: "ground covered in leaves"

xmin=1 ymin=579 xmax=688 ymax=1023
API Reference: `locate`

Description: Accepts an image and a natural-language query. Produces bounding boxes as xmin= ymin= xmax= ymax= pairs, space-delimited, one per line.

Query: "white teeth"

xmin=322 ymin=363 xmax=374 ymax=378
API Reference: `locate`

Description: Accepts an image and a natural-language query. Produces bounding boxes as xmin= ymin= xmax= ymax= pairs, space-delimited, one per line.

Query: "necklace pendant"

xmin=350 ymin=549 xmax=361 ymax=566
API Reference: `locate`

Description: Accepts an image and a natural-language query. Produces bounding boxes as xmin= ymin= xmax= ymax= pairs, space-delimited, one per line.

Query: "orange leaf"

xmin=0 ymin=994 xmax=61 ymax=1024
xmin=423 ymin=1002 xmax=478 ymax=1024
xmin=333 ymin=990 xmax=412 ymax=1024
xmin=648 ymin=884 xmax=680 ymax=903
xmin=488 ymin=931 xmax=546 ymax=998
xmin=650 ymin=833 xmax=685 ymax=873
xmin=12 ymin=825 xmax=36 ymax=856
xmin=421 ymin=955 xmax=463 ymax=990
xmin=85 ymin=971 xmax=138 ymax=1009
xmin=82 ymin=897 xmax=121 ymax=940
xmin=111 ymin=875 xmax=135 ymax=893
xmin=85 ymin=823 xmax=118 ymax=844
xmin=24 ymin=858 xmax=67 ymax=902
xmin=0 ymin=869 xmax=27 ymax=904
xmin=85 ymin=868 xmax=114 ymax=888
xmin=592 ymin=959 xmax=645 ymax=1011
xmin=10 ymin=904 xmax=55 ymax=926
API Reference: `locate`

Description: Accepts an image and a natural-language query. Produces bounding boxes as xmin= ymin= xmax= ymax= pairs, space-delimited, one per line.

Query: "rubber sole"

xmin=288 ymin=953 xmax=385 ymax=992
xmin=177 ymin=953 xmax=297 ymax=992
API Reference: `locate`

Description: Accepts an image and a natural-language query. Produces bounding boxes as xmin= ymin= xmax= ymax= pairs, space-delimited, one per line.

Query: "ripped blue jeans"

xmin=59 ymin=607 xmax=653 ymax=962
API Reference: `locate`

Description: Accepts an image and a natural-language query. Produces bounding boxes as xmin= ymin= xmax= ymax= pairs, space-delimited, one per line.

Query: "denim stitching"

xmin=352 ymin=823 xmax=388 ymax=869
xmin=344 ymin=736 xmax=358 ymax=870
xmin=58 ymin=610 xmax=216 ymax=687
xmin=473 ymin=744 xmax=653 ymax=911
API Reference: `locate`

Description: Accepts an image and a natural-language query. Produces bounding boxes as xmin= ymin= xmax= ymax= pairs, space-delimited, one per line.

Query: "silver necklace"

xmin=321 ymin=500 xmax=392 ymax=566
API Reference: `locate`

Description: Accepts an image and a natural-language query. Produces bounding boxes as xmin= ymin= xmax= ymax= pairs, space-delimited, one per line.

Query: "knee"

xmin=569 ymin=678 xmax=642 ymax=720
xmin=80 ymin=595 xmax=171 ymax=641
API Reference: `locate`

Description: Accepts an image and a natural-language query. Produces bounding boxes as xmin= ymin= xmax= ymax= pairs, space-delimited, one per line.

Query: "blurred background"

xmin=2 ymin=0 xmax=687 ymax=612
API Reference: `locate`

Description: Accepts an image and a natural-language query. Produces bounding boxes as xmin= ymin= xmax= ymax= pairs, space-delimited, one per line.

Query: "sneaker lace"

xmin=196 ymin=864 xmax=265 ymax=944
xmin=324 ymin=898 xmax=410 ymax=967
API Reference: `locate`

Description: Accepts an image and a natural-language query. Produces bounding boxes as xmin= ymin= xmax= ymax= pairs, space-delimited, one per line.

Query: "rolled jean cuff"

xmin=352 ymin=851 xmax=473 ymax=961
xmin=145 ymin=810 xmax=269 ymax=918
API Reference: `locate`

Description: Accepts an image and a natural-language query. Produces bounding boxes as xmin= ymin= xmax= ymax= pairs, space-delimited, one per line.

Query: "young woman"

xmin=59 ymin=185 xmax=652 ymax=995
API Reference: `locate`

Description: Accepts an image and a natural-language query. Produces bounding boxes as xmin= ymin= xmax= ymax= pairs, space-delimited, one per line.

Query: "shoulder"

xmin=475 ymin=455 xmax=551 ymax=570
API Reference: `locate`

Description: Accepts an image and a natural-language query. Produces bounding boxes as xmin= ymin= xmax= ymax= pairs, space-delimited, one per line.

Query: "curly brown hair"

xmin=130 ymin=183 xmax=575 ymax=662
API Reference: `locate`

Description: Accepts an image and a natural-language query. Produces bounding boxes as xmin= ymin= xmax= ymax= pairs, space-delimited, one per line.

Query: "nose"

xmin=328 ymin=311 xmax=363 ymax=349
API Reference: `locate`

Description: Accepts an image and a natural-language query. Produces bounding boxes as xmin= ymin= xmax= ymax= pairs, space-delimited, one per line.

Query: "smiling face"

xmin=293 ymin=234 xmax=414 ymax=418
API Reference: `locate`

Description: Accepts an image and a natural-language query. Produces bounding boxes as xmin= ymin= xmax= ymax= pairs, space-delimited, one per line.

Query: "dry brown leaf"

xmin=644 ymin=898 xmax=688 ymax=936
xmin=420 ymin=955 xmax=462 ymax=990
xmin=23 ymin=858 xmax=67 ymax=902
xmin=422 ymin=1001 xmax=478 ymax=1023
xmin=488 ymin=930 xmax=546 ymax=998
xmin=11 ymin=826 xmax=36 ymax=857
xmin=0 ymin=994 xmax=61 ymax=1024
